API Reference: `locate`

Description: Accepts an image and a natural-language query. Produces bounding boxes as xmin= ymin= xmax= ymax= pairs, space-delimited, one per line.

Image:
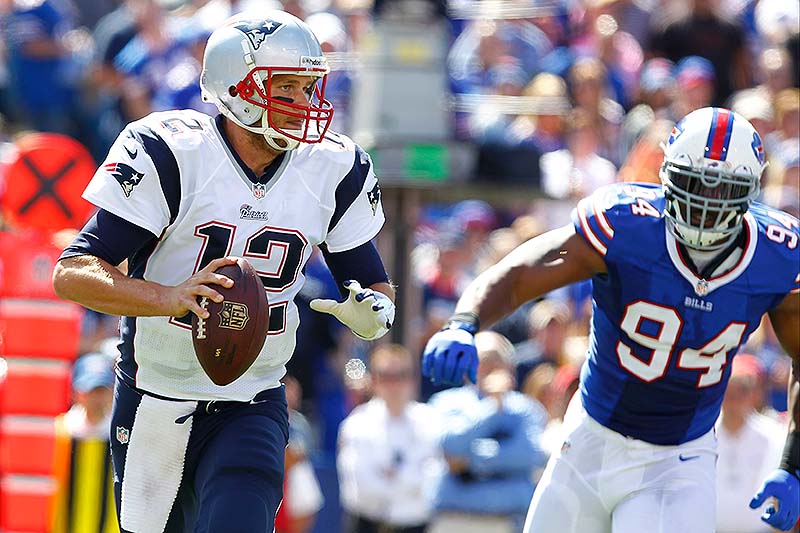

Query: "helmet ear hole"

xmin=228 ymin=86 xmax=238 ymax=97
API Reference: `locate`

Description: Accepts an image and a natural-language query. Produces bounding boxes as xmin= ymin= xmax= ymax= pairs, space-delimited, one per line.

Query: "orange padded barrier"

xmin=0 ymin=418 xmax=56 ymax=476
xmin=0 ymin=360 xmax=71 ymax=417
xmin=0 ymin=299 xmax=83 ymax=360
xmin=0 ymin=230 xmax=64 ymax=300
xmin=0 ymin=475 xmax=56 ymax=532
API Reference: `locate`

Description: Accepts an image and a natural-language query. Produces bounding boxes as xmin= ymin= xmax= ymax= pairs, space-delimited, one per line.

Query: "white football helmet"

xmin=660 ymin=107 xmax=766 ymax=251
xmin=200 ymin=10 xmax=333 ymax=152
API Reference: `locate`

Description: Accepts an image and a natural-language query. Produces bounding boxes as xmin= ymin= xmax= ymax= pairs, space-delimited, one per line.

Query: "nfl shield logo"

xmin=116 ymin=426 xmax=130 ymax=444
xmin=252 ymin=183 xmax=266 ymax=199
xmin=695 ymin=279 xmax=709 ymax=297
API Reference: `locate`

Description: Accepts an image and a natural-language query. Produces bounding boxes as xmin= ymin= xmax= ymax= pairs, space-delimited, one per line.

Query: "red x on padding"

xmin=1 ymin=133 xmax=96 ymax=233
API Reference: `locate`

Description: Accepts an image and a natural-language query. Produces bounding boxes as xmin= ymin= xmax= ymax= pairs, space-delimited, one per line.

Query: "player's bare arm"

xmin=769 ymin=293 xmax=800 ymax=424
xmin=53 ymin=254 xmax=236 ymax=319
xmin=455 ymin=224 xmax=606 ymax=329
xmin=750 ymin=286 xmax=800 ymax=531
xmin=422 ymin=224 xmax=606 ymax=385
xmin=768 ymin=291 xmax=800 ymax=436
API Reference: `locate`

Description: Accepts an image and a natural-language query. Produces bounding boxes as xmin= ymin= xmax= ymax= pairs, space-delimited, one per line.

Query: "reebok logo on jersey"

xmin=104 ymin=162 xmax=144 ymax=198
xmin=240 ymin=204 xmax=269 ymax=220
xmin=367 ymin=182 xmax=381 ymax=215
xmin=233 ymin=20 xmax=282 ymax=50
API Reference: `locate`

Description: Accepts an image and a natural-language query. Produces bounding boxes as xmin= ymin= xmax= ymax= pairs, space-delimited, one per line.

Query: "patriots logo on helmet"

xmin=234 ymin=20 xmax=283 ymax=50
xmin=367 ymin=182 xmax=381 ymax=215
xmin=104 ymin=162 xmax=144 ymax=198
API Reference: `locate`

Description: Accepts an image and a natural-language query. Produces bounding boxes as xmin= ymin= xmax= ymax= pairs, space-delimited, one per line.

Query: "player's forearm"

xmin=789 ymin=356 xmax=799 ymax=433
xmin=455 ymin=225 xmax=599 ymax=328
xmin=53 ymin=255 xmax=172 ymax=317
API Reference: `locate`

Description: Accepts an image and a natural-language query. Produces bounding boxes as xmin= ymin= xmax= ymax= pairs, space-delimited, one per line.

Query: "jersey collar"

xmin=213 ymin=114 xmax=292 ymax=198
xmin=665 ymin=212 xmax=758 ymax=296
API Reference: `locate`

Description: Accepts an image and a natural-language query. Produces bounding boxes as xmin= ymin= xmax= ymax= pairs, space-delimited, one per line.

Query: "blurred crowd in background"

xmin=0 ymin=0 xmax=797 ymax=532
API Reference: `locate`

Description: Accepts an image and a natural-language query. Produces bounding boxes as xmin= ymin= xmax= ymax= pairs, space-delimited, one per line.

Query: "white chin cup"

xmin=258 ymin=112 xmax=299 ymax=152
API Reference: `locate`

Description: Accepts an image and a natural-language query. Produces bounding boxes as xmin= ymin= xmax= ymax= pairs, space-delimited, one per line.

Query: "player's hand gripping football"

xmin=750 ymin=469 xmax=800 ymax=531
xmin=166 ymin=257 xmax=237 ymax=319
xmin=421 ymin=322 xmax=479 ymax=386
xmin=310 ymin=280 xmax=394 ymax=340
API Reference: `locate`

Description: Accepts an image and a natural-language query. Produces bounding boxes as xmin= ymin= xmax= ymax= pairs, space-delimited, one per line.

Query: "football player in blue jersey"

xmin=422 ymin=107 xmax=800 ymax=533
xmin=52 ymin=10 xmax=395 ymax=533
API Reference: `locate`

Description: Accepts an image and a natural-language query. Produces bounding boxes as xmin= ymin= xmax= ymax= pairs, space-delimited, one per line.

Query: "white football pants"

xmin=524 ymin=398 xmax=717 ymax=533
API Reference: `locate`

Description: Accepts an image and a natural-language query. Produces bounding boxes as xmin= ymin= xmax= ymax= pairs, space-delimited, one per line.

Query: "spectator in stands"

xmin=2 ymin=0 xmax=83 ymax=136
xmin=740 ymin=316 xmax=793 ymax=415
xmin=61 ymin=352 xmax=116 ymax=438
xmin=754 ymin=47 xmax=795 ymax=100
xmin=715 ymin=355 xmax=785 ymax=533
xmin=338 ymin=344 xmax=442 ymax=533
xmin=420 ymin=230 xmax=472 ymax=314
xmin=150 ymin=25 xmax=216 ymax=115
xmin=617 ymin=118 xmax=675 ymax=185
xmin=506 ymin=72 xmax=571 ymax=154
xmin=428 ymin=331 xmax=547 ymax=533
xmin=647 ymin=0 xmax=749 ymax=105
xmin=539 ymin=107 xmax=617 ymax=201
xmin=276 ymin=375 xmax=324 ymax=533
xmin=524 ymin=363 xmax=580 ymax=457
xmin=112 ymin=0 xmax=194 ymax=121
xmin=305 ymin=11 xmax=353 ymax=134
xmin=730 ymin=89 xmax=775 ymax=148
xmin=570 ymin=8 xmax=643 ymax=109
xmin=51 ymin=351 xmax=118 ymax=532
xmin=512 ymin=299 xmax=572 ymax=386
xmin=448 ymin=17 xmax=550 ymax=96
xmin=567 ymin=57 xmax=624 ymax=166
xmin=671 ymin=55 xmax=716 ymax=118
xmin=762 ymin=153 xmax=799 ymax=218
xmin=767 ymin=88 xmax=800 ymax=161
xmin=620 ymin=57 xmax=675 ymax=159
xmin=451 ymin=199 xmax=496 ymax=265
xmin=470 ymin=58 xmax=530 ymax=144
xmin=447 ymin=17 xmax=551 ymax=138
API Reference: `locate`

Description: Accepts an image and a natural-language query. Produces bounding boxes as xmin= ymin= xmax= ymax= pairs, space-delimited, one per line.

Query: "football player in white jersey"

xmin=53 ymin=10 xmax=395 ymax=533
xmin=422 ymin=108 xmax=800 ymax=532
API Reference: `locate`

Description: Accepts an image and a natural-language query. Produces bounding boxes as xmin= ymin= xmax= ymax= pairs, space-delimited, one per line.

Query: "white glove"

xmin=309 ymin=280 xmax=394 ymax=340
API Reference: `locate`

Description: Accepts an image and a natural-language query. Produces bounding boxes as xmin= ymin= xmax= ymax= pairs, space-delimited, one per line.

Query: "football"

xmin=191 ymin=258 xmax=269 ymax=386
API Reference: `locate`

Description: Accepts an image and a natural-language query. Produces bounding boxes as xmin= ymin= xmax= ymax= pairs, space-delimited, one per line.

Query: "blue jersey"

xmin=571 ymin=183 xmax=799 ymax=445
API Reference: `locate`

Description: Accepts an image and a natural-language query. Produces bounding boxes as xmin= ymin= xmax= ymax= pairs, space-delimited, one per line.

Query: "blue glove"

xmin=750 ymin=469 xmax=800 ymax=531
xmin=421 ymin=327 xmax=478 ymax=386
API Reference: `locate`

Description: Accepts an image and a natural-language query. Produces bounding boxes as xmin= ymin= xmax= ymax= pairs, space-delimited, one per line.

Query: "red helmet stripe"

xmin=704 ymin=108 xmax=734 ymax=161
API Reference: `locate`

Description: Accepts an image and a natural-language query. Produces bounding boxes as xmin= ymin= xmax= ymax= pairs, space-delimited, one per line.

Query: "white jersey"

xmin=83 ymin=110 xmax=385 ymax=400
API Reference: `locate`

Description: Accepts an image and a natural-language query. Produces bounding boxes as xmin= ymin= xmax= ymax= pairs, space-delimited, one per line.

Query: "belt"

xmin=198 ymin=387 xmax=277 ymax=415
xmin=117 ymin=376 xmax=283 ymax=424
xmin=174 ymin=387 xmax=283 ymax=424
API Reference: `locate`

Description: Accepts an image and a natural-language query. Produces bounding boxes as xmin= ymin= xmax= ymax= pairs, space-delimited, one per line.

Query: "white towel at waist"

xmin=121 ymin=394 xmax=197 ymax=533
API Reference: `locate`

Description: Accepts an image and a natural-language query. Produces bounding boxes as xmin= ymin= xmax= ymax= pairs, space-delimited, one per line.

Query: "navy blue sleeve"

xmin=327 ymin=145 xmax=372 ymax=233
xmin=320 ymin=240 xmax=389 ymax=296
xmin=59 ymin=209 xmax=158 ymax=266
